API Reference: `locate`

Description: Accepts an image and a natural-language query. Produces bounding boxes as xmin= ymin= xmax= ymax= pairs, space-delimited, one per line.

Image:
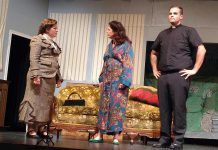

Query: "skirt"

xmin=19 ymin=72 xmax=56 ymax=124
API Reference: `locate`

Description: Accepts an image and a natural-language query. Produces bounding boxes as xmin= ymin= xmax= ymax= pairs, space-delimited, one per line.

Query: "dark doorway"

xmin=5 ymin=34 xmax=30 ymax=131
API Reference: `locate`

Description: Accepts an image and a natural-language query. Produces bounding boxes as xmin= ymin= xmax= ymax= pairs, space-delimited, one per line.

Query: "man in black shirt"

xmin=151 ymin=6 xmax=206 ymax=150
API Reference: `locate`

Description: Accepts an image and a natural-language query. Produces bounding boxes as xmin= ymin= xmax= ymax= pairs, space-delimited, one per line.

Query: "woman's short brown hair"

xmin=38 ymin=18 xmax=57 ymax=34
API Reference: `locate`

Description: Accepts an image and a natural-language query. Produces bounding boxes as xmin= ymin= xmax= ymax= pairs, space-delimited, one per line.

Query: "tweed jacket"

xmin=29 ymin=34 xmax=63 ymax=82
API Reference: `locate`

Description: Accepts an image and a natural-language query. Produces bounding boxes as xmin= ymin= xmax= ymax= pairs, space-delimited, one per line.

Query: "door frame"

xmin=4 ymin=30 xmax=31 ymax=80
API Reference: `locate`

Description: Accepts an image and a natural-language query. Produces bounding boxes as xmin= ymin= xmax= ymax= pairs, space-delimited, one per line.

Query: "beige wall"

xmin=49 ymin=0 xmax=218 ymax=42
xmin=145 ymin=0 xmax=218 ymax=42
xmin=1 ymin=0 xmax=218 ymax=83
xmin=0 ymin=0 xmax=48 ymax=79
xmin=49 ymin=0 xmax=218 ymax=85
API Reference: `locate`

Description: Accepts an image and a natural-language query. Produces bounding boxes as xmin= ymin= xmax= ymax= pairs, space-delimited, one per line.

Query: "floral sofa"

xmin=52 ymin=83 xmax=160 ymax=143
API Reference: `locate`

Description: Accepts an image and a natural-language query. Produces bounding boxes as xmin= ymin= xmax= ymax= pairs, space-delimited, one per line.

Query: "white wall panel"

xmin=50 ymin=12 xmax=92 ymax=82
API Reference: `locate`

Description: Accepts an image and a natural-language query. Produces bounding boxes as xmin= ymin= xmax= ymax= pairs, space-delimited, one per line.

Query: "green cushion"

xmin=187 ymin=112 xmax=203 ymax=132
xmin=186 ymin=96 xmax=204 ymax=113
xmin=201 ymin=83 xmax=218 ymax=112
xmin=189 ymin=82 xmax=204 ymax=97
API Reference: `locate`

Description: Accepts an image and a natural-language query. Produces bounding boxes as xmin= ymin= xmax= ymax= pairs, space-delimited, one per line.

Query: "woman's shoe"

xmin=37 ymin=126 xmax=53 ymax=138
xmin=26 ymin=130 xmax=37 ymax=138
xmin=112 ymin=139 xmax=120 ymax=145
xmin=37 ymin=130 xmax=53 ymax=138
xmin=37 ymin=130 xmax=47 ymax=137
xmin=89 ymin=136 xmax=104 ymax=143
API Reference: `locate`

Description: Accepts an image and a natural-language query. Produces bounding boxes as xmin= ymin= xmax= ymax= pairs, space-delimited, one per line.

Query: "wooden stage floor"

xmin=0 ymin=131 xmax=217 ymax=150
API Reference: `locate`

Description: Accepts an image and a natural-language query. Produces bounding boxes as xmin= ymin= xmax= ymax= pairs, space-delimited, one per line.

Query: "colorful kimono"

xmin=97 ymin=40 xmax=134 ymax=133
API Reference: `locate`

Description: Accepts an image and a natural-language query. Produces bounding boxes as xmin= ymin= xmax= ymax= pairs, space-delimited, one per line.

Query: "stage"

xmin=0 ymin=131 xmax=217 ymax=150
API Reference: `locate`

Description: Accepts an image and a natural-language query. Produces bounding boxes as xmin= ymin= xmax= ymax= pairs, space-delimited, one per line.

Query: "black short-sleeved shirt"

xmin=151 ymin=24 xmax=203 ymax=72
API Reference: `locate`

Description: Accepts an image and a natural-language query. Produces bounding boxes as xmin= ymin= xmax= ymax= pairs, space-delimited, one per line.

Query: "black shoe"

xmin=152 ymin=142 xmax=171 ymax=148
xmin=169 ymin=143 xmax=183 ymax=149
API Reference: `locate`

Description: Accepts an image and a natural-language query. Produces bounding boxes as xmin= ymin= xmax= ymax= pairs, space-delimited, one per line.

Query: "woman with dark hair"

xmin=19 ymin=18 xmax=63 ymax=138
xmin=89 ymin=20 xmax=134 ymax=144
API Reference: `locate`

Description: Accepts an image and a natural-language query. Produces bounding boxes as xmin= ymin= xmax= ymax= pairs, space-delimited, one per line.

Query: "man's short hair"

xmin=169 ymin=6 xmax=183 ymax=15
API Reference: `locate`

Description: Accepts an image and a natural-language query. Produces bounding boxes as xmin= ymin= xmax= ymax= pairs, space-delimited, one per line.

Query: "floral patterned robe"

xmin=97 ymin=40 xmax=134 ymax=133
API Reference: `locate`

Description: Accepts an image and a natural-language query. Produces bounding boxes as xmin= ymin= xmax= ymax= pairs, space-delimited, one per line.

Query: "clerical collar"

xmin=171 ymin=24 xmax=182 ymax=29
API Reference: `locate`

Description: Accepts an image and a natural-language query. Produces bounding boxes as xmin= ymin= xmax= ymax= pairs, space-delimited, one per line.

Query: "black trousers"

xmin=158 ymin=72 xmax=191 ymax=144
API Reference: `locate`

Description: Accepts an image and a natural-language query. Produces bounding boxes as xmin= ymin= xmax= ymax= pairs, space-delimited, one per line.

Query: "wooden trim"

xmin=66 ymin=82 xmax=99 ymax=87
xmin=0 ymin=81 xmax=9 ymax=127
xmin=124 ymin=127 xmax=160 ymax=138
xmin=52 ymin=123 xmax=97 ymax=132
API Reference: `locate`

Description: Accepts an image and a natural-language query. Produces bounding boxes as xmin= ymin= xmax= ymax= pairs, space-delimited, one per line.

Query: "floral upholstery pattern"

xmin=52 ymin=83 xmax=160 ymax=131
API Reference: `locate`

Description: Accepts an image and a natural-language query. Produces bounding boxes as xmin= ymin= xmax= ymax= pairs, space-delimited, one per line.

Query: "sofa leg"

xmin=87 ymin=129 xmax=96 ymax=140
xmin=56 ymin=128 xmax=62 ymax=140
xmin=141 ymin=136 xmax=147 ymax=145
xmin=48 ymin=125 xmax=62 ymax=140
xmin=126 ymin=132 xmax=138 ymax=145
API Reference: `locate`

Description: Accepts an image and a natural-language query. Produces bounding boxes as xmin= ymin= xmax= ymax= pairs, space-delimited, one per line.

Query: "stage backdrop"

xmin=50 ymin=12 xmax=145 ymax=85
xmin=144 ymin=41 xmax=218 ymax=139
